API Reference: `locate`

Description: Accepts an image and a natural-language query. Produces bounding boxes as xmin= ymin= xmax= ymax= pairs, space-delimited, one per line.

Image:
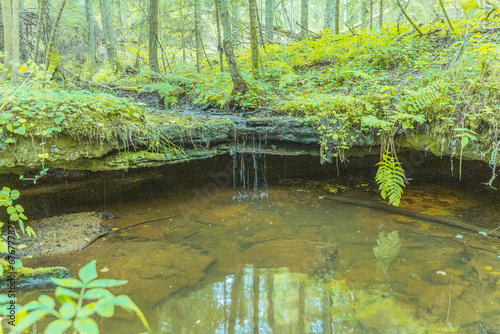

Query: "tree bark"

xmin=265 ymin=0 xmax=274 ymax=41
xmin=194 ymin=0 xmax=201 ymax=73
xmin=44 ymin=0 xmax=66 ymax=71
xmin=1 ymin=0 xmax=13 ymax=79
xmin=379 ymin=0 xmax=383 ymax=27
xmin=217 ymin=0 xmax=247 ymax=95
xmin=99 ymin=0 xmax=118 ymax=69
xmin=11 ymin=0 xmax=19 ymax=85
xmin=232 ymin=2 xmax=241 ymax=48
xmin=324 ymin=0 xmax=333 ymax=30
xmin=148 ymin=0 xmax=159 ymax=72
xmin=334 ymin=0 xmax=340 ymax=34
xmin=249 ymin=0 xmax=259 ymax=77
xmin=300 ymin=0 xmax=308 ymax=38
xmin=84 ymin=0 xmax=96 ymax=78
xmin=215 ymin=0 xmax=224 ymax=71
xmin=33 ymin=0 xmax=44 ymax=63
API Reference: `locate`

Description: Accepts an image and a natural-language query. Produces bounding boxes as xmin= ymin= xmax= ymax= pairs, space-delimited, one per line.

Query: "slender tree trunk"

xmin=379 ymin=0 xmax=383 ymax=27
xmin=324 ymin=0 xmax=333 ymax=30
xmin=300 ymin=0 xmax=308 ymax=38
xmin=395 ymin=0 xmax=423 ymax=34
xmin=33 ymin=0 xmax=44 ymax=63
xmin=249 ymin=0 xmax=259 ymax=77
xmin=232 ymin=2 xmax=241 ymax=48
xmin=194 ymin=0 xmax=201 ymax=73
xmin=99 ymin=0 xmax=118 ymax=69
xmin=438 ymin=0 xmax=454 ymax=31
xmin=134 ymin=26 xmax=144 ymax=70
xmin=1 ymin=0 xmax=13 ymax=80
xmin=11 ymin=0 xmax=19 ymax=85
xmin=361 ymin=0 xmax=367 ymax=27
xmin=369 ymin=0 xmax=373 ymax=29
xmin=44 ymin=0 xmax=66 ymax=70
xmin=265 ymin=0 xmax=273 ymax=41
xmin=217 ymin=0 xmax=247 ymax=95
xmin=215 ymin=0 xmax=224 ymax=71
xmin=334 ymin=0 xmax=340 ymax=34
xmin=148 ymin=0 xmax=159 ymax=72
xmin=116 ymin=0 xmax=124 ymax=39
xmin=84 ymin=0 xmax=95 ymax=78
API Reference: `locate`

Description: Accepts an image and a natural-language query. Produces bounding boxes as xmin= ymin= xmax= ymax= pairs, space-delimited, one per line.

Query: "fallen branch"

xmin=327 ymin=195 xmax=500 ymax=238
xmin=79 ymin=214 xmax=181 ymax=251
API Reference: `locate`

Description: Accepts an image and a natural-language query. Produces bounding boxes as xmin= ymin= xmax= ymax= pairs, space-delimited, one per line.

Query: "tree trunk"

xmin=249 ymin=0 xmax=259 ymax=77
xmin=11 ymin=0 xmax=19 ymax=85
xmin=115 ymin=0 xmax=124 ymax=39
xmin=1 ymin=0 xmax=13 ymax=80
xmin=215 ymin=0 xmax=224 ymax=71
xmin=99 ymin=0 xmax=118 ymax=69
xmin=369 ymin=0 xmax=373 ymax=29
xmin=300 ymin=0 xmax=308 ymax=38
xmin=361 ymin=0 xmax=367 ymax=27
xmin=194 ymin=0 xmax=201 ymax=73
xmin=33 ymin=0 xmax=44 ymax=63
xmin=217 ymin=0 xmax=247 ymax=95
xmin=438 ymin=0 xmax=454 ymax=31
xmin=334 ymin=0 xmax=340 ymax=34
xmin=265 ymin=0 xmax=273 ymax=41
xmin=84 ymin=0 xmax=96 ymax=78
xmin=324 ymin=0 xmax=333 ymax=30
xmin=379 ymin=0 xmax=383 ymax=27
xmin=44 ymin=0 xmax=66 ymax=71
xmin=232 ymin=2 xmax=241 ymax=48
xmin=148 ymin=0 xmax=159 ymax=72
xmin=395 ymin=0 xmax=423 ymax=35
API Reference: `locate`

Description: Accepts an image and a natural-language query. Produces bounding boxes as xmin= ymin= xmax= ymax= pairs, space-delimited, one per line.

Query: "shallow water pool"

xmin=19 ymin=181 xmax=500 ymax=333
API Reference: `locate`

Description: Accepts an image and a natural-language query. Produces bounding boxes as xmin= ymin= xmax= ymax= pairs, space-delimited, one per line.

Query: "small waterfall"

xmin=232 ymin=135 xmax=269 ymax=200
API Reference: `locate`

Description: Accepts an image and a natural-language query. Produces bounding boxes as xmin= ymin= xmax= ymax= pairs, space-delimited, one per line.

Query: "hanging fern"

xmin=375 ymin=152 xmax=406 ymax=206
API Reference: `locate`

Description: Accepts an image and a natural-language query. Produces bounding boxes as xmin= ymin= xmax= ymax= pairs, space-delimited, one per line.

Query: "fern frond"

xmin=375 ymin=152 xmax=406 ymax=206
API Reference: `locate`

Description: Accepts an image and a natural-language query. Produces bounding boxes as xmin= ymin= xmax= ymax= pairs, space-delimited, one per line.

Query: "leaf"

xmin=86 ymin=279 xmax=128 ymax=288
xmin=83 ymin=288 xmax=115 ymax=300
xmin=10 ymin=189 xmax=19 ymax=200
xmin=461 ymin=136 xmax=469 ymax=148
xmin=44 ymin=319 xmax=72 ymax=334
xmin=38 ymin=295 xmax=55 ymax=308
xmin=113 ymin=295 xmax=151 ymax=332
xmin=51 ymin=278 xmax=83 ymax=288
xmin=55 ymin=287 xmax=80 ymax=300
xmin=58 ymin=301 xmax=76 ymax=320
xmin=7 ymin=206 xmax=16 ymax=214
xmin=14 ymin=204 xmax=24 ymax=213
xmin=73 ymin=318 xmax=99 ymax=334
xmin=97 ymin=303 xmax=115 ymax=318
xmin=78 ymin=260 xmax=98 ymax=284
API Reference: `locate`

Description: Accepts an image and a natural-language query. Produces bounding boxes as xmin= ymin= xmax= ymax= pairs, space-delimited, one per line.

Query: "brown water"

xmin=19 ymin=182 xmax=500 ymax=334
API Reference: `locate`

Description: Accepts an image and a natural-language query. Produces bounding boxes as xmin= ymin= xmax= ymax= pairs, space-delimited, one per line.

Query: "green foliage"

xmin=146 ymin=82 xmax=180 ymax=106
xmin=0 ymin=187 xmax=34 ymax=277
xmin=0 ymin=260 xmax=150 ymax=334
xmin=375 ymin=152 xmax=406 ymax=207
xmin=373 ymin=230 xmax=401 ymax=273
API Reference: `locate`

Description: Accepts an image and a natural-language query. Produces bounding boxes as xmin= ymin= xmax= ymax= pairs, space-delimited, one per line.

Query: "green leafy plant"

xmin=375 ymin=152 xmax=407 ymax=207
xmin=453 ymin=127 xmax=477 ymax=181
xmin=373 ymin=230 xmax=401 ymax=273
xmin=0 ymin=187 xmax=34 ymax=274
xmin=0 ymin=260 xmax=150 ymax=334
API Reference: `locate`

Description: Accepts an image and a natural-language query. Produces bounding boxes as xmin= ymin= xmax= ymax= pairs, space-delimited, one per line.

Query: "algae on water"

xmin=373 ymin=230 xmax=401 ymax=273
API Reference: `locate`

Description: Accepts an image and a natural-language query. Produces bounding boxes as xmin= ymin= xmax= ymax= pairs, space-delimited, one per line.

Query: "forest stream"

xmin=12 ymin=155 xmax=500 ymax=334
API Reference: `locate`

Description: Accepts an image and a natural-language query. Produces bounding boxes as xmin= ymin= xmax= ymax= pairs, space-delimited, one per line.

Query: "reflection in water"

xmin=158 ymin=266 xmax=337 ymax=334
